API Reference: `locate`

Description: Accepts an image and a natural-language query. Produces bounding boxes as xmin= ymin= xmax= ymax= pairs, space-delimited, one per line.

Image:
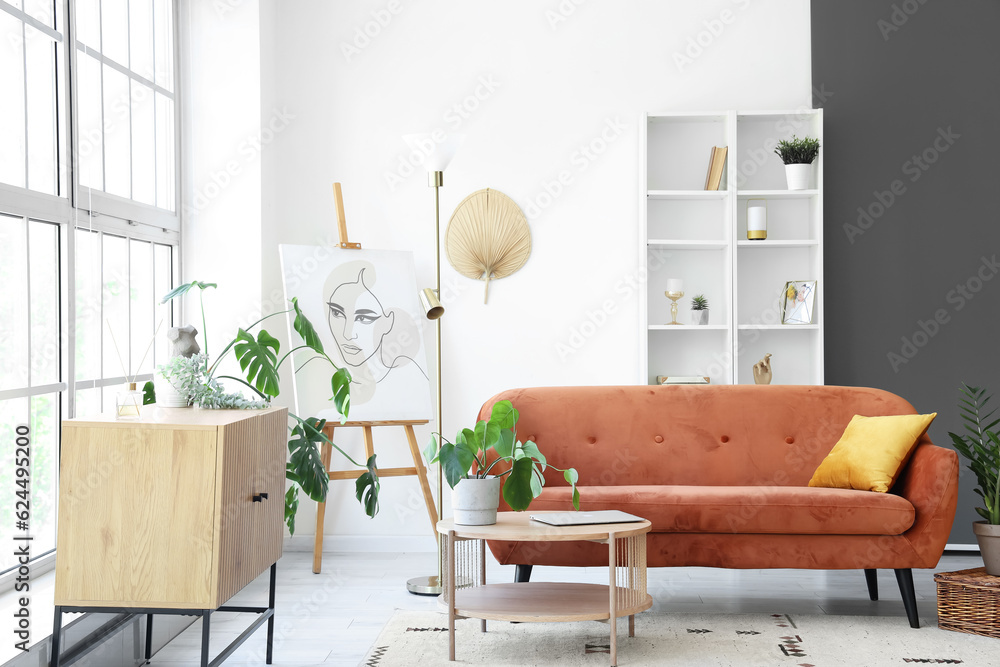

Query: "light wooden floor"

xmin=149 ymin=550 xmax=982 ymax=666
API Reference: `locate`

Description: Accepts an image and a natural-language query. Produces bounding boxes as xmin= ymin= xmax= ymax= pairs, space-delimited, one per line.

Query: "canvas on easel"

xmin=279 ymin=245 xmax=433 ymax=423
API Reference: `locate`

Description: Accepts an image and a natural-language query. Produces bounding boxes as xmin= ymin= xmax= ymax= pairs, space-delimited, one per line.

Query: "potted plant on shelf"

xmin=152 ymin=280 xmax=378 ymax=535
xmin=424 ymin=400 xmax=580 ymax=525
xmin=774 ymin=135 xmax=820 ymax=190
xmin=948 ymin=384 xmax=1000 ymax=575
xmin=690 ymin=294 xmax=709 ymax=325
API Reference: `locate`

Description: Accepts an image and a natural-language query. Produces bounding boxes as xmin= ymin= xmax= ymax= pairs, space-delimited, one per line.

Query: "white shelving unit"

xmin=639 ymin=109 xmax=823 ymax=386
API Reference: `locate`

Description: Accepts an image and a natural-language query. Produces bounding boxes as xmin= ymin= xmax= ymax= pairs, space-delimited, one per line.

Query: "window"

xmin=74 ymin=0 xmax=176 ymax=212
xmin=0 ymin=0 xmax=179 ymax=575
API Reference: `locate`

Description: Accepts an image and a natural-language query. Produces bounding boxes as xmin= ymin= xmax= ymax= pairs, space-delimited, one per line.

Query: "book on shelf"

xmin=656 ymin=376 xmax=711 ymax=385
xmin=704 ymin=146 xmax=728 ymax=191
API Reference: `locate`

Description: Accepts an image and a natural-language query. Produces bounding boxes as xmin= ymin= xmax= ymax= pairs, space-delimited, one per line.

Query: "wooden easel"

xmin=312 ymin=183 xmax=439 ymax=574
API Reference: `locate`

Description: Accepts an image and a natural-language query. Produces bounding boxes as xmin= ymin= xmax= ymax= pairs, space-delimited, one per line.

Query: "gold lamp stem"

xmin=433 ymin=170 xmax=444 ymax=587
xmin=408 ymin=169 xmax=447 ymax=595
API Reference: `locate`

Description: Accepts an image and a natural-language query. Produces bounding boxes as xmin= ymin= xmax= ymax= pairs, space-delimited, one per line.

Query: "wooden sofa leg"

xmin=514 ymin=564 xmax=533 ymax=583
xmin=864 ymin=569 xmax=878 ymax=601
xmin=894 ymin=568 xmax=920 ymax=628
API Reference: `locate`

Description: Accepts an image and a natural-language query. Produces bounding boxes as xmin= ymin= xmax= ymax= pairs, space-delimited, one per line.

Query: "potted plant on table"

xmin=690 ymin=294 xmax=709 ymax=325
xmin=948 ymin=384 xmax=1000 ymax=575
xmin=424 ymin=400 xmax=580 ymax=525
xmin=774 ymin=135 xmax=820 ymax=190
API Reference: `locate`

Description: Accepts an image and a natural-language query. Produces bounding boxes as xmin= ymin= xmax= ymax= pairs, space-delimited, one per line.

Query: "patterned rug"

xmin=362 ymin=610 xmax=996 ymax=666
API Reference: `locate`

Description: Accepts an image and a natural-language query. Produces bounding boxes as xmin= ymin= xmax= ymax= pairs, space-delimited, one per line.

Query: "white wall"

xmin=180 ymin=0 xmax=263 ymax=367
xmin=192 ymin=0 xmax=813 ymax=548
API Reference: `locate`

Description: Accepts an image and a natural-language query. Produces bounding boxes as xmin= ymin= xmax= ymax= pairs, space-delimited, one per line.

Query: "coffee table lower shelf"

xmin=440 ymin=582 xmax=653 ymax=622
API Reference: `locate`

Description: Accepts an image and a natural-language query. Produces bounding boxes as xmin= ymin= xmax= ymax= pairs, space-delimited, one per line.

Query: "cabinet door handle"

xmin=253 ymin=492 xmax=269 ymax=502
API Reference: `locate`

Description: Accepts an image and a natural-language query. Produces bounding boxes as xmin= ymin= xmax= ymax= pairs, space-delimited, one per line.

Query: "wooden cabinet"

xmin=54 ymin=407 xmax=287 ymax=609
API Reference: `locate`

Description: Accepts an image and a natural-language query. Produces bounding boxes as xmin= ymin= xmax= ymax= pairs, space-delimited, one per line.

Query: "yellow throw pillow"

xmin=808 ymin=413 xmax=937 ymax=493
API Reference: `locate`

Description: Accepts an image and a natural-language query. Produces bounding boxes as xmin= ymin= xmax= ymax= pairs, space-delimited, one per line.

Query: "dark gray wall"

xmin=812 ymin=0 xmax=1000 ymax=545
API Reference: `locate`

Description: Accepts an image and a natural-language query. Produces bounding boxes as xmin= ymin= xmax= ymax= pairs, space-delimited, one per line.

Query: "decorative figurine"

xmin=167 ymin=325 xmax=201 ymax=358
xmin=752 ymin=353 xmax=772 ymax=385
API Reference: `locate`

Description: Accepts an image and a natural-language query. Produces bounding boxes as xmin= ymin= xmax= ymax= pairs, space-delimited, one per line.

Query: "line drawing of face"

xmin=326 ymin=267 xmax=395 ymax=368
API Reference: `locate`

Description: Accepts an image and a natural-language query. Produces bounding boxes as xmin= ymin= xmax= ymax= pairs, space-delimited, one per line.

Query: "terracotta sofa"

xmin=480 ymin=385 xmax=959 ymax=628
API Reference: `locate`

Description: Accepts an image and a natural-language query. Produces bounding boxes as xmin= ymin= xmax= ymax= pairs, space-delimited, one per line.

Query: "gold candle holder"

xmin=665 ymin=290 xmax=684 ymax=325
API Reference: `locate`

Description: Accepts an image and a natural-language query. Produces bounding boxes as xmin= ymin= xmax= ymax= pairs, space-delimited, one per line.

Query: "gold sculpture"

xmin=753 ymin=353 xmax=773 ymax=385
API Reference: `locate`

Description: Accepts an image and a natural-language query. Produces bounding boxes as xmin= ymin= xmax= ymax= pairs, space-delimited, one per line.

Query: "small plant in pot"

xmin=424 ymin=400 xmax=580 ymax=525
xmin=690 ymin=294 xmax=709 ymax=325
xmin=948 ymin=384 xmax=1000 ymax=575
xmin=774 ymin=135 xmax=820 ymax=190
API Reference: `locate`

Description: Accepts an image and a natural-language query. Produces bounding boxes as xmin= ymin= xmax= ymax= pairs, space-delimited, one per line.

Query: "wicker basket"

xmin=935 ymin=567 xmax=1000 ymax=638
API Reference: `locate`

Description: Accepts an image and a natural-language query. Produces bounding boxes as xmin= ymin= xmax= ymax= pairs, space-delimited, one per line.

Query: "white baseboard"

xmin=945 ymin=543 xmax=980 ymax=552
xmin=284 ymin=533 xmax=438 ymax=553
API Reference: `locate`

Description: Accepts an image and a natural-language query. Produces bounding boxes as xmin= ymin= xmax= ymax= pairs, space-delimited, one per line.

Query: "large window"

xmin=0 ymin=0 xmax=179 ymax=575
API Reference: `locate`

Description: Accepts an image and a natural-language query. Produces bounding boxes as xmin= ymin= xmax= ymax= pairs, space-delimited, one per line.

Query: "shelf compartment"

xmin=647 ymin=248 xmax=729 ymax=327
xmin=647 ymin=198 xmax=728 ymax=241
xmin=736 ymin=327 xmax=822 ymax=385
xmin=646 ymin=114 xmax=728 ymax=191
xmin=735 ymin=112 xmax=822 ymax=191
xmin=736 ymin=197 xmax=820 ymax=242
xmin=648 ymin=327 xmax=730 ymax=385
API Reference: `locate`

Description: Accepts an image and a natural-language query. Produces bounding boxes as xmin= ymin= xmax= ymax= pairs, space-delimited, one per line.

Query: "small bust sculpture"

xmin=167 ymin=325 xmax=201 ymax=358
xmin=752 ymin=353 xmax=773 ymax=385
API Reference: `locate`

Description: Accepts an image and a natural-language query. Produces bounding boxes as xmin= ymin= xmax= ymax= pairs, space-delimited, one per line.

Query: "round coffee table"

xmin=436 ymin=511 xmax=652 ymax=666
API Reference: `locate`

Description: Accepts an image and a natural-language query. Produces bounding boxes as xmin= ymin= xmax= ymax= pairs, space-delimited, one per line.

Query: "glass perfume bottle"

xmin=116 ymin=382 xmax=143 ymax=420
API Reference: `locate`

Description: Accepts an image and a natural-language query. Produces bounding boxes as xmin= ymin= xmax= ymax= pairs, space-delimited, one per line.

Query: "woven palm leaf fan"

xmin=445 ymin=188 xmax=531 ymax=304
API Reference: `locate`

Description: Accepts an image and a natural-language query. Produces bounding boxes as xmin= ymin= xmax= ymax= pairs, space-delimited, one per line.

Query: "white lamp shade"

xmin=403 ymin=133 xmax=465 ymax=172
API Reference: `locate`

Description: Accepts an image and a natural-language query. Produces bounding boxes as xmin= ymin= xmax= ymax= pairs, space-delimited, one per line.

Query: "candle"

xmin=747 ymin=200 xmax=767 ymax=240
xmin=666 ymin=278 xmax=683 ymax=293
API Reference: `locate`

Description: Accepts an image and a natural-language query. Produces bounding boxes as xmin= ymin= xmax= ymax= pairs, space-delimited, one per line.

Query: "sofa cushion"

xmin=526 ymin=485 xmax=915 ymax=535
xmin=809 ymin=413 xmax=937 ymax=492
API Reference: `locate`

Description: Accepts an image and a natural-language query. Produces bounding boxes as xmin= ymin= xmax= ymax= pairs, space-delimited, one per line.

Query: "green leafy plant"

xmin=774 ymin=136 xmax=820 ymax=165
xmin=160 ymin=283 xmax=377 ymax=534
xmin=948 ymin=384 xmax=1000 ymax=525
xmin=424 ymin=400 xmax=580 ymax=511
xmin=691 ymin=295 xmax=709 ymax=311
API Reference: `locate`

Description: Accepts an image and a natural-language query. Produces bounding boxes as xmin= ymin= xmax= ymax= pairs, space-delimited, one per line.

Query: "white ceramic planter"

xmin=154 ymin=372 xmax=190 ymax=408
xmin=452 ymin=477 xmax=501 ymax=525
xmin=691 ymin=310 xmax=709 ymax=325
xmin=784 ymin=163 xmax=813 ymax=190
xmin=973 ymin=521 xmax=1000 ymax=576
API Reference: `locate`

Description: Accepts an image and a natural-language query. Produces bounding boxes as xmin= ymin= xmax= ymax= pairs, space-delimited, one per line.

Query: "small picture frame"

xmin=781 ymin=280 xmax=817 ymax=325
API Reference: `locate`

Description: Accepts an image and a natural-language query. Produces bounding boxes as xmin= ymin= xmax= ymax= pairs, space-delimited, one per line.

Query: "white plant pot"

xmin=154 ymin=372 xmax=190 ymax=408
xmin=973 ymin=521 xmax=1000 ymax=576
xmin=784 ymin=163 xmax=814 ymax=190
xmin=452 ymin=477 xmax=501 ymax=526
xmin=691 ymin=310 xmax=709 ymax=325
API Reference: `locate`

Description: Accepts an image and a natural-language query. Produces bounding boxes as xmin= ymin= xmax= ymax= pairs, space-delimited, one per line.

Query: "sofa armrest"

xmin=895 ymin=443 xmax=959 ymax=567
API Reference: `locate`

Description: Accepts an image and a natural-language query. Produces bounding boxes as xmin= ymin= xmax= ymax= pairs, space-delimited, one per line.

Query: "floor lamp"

xmin=406 ymin=133 xmax=463 ymax=596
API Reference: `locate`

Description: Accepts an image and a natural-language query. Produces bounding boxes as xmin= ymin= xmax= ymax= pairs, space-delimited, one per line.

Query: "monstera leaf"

xmin=502 ymin=456 xmax=535 ymax=511
xmin=234 ymin=328 xmax=280 ymax=397
xmin=287 ymin=417 xmax=330 ymax=503
xmin=356 ymin=454 xmax=380 ymax=518
xmin=284 ymin=486 xmax=300 ymax=535
xmin=331 ymin=367 xmax=351 ymax=421
xmin=292 ymin=297 xmax=324 ymax=355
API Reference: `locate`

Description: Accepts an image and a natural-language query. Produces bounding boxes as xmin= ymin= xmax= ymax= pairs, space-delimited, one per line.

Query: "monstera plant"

xmin=157 ymin=280 xmax=378 ymax=534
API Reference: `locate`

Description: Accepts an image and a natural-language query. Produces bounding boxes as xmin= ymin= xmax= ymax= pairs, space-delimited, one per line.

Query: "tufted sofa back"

xmin=478 ymin=385 xmax=929 ymax=488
